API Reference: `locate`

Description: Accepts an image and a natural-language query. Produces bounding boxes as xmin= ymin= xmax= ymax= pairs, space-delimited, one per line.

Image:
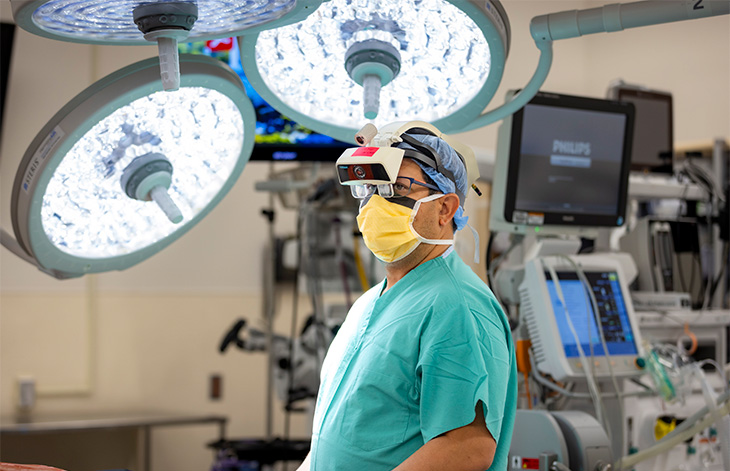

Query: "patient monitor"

xmin=521 ymin=255 xmax=644 ymax=382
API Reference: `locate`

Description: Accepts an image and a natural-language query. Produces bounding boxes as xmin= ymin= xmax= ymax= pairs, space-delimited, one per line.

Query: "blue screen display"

xmin=545 ymin=271 xmax=637 ymax=358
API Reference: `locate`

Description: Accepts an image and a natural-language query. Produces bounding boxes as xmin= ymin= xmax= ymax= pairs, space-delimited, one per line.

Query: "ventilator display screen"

xmin=545 ymin=271 xmax=638 ymax=358
xmin=503 ymin=92 xmax=634 ymax=228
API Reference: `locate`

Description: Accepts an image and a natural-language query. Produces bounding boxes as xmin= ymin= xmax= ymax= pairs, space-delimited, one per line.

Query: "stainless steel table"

xmin=0 ymin=411 xmax=228 ymax=471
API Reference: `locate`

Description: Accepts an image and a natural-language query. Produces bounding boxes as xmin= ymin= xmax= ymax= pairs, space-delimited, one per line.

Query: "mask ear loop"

xmin=409 ymin=194 xmax=481 ymax=264
xmin=464 ymin=221 xmax=480 ymax=264
xmin=408 ymin=194 xmax=454 ymax=246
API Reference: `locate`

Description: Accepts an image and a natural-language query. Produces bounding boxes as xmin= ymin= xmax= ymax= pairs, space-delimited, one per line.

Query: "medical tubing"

xmin=616 ymin=399 xmax=730 ymax=469
xmin=559 ymin=254 xmax=626 ymax=457
xmin=459 ymin=40 xmax=553 ymax=132
xmin=665 ymin=389 xmax=730 ymax=441
xmin=543 ymin=259 xmax=606 ymax=429
xmin=528 ymin=352 xmax=654 ymax=400
xmin=697 ymin=364 xmax=730 ymax=471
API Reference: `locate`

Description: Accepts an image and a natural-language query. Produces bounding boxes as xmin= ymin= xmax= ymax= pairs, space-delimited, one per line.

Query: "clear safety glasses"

xmin=350 ymin=176 xmax=440 ymax=199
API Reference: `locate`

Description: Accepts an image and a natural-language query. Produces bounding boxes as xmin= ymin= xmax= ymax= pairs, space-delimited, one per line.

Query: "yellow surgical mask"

xmin=356 ymin=194 xmax=453 ymax=263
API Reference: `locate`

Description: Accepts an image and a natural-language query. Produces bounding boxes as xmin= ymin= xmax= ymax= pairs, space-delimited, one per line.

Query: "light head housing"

xmin=10 ymin=54 xmax=256 ymax=279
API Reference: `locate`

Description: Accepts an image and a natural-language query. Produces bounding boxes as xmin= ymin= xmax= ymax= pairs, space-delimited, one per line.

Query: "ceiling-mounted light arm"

xmin=460 ymin=0 xmax=730 ymax=132
xmin=459 ymin=38 xmax=553 ymax=132
xmin=530 ymin=0 xmax=730 ymax=41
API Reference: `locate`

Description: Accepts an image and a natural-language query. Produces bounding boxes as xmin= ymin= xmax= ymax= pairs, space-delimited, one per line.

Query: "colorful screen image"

xmin=179 ymin=38 xmax=351 ymax=161
xmin=545 ymin=271 xmax=638 ymax=358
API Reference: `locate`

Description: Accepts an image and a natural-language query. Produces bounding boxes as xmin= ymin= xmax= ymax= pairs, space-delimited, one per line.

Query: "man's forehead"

xmin=398 ymin=158 xmax=424 ymax=178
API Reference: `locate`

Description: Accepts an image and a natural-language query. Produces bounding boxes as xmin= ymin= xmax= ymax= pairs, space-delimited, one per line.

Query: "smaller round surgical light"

xmin=239 ymin=0 xmax=510 ymax=143
xmin=11 ymin=55 xmax=256 ymax=278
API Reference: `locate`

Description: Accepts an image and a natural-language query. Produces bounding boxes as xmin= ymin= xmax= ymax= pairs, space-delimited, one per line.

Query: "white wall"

xmin=1 ymin=1 xmax=728 ymax=470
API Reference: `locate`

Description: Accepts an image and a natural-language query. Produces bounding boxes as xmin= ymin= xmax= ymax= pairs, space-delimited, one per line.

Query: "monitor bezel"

xmin=521 ymin=255 xmax=645 ymax=382
xmin=502 ymin=91 xmax=635 ymax=229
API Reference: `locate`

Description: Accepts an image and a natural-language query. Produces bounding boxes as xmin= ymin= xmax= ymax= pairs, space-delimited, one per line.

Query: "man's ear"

xmin=439 ymin=193 xmax=460 ymax=227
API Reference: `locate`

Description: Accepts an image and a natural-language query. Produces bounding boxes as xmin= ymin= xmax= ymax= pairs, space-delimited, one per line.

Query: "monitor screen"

xmin=179 ymin=39 xmax=351 ymax=161
xmin=545 ymin=270 xmax=638 ymax=358
xmin=1 ymin=22 xmax=16 ymax=143
xmin=502 ymin=92 xmax=634 ymax=228
xmin=616 ymin=88 xmax=673 ymax=174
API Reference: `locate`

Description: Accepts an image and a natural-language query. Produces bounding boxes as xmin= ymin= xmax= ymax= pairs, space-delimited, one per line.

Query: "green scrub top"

xmin=310 ymin=250 xmax=517 ymax=470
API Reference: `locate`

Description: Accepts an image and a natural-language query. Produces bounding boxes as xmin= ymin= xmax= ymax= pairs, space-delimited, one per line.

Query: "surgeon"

xmin=297 ymin=123 xmax=517 ymax=471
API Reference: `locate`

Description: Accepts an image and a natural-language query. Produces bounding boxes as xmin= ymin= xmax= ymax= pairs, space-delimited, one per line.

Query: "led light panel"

xmin=239 ymin=0 xmax=510 ymax=143
xmin=11 ymin=55 xmax=256 ymax=277
xmin=10 ymin=0 xmax=319 ymax=45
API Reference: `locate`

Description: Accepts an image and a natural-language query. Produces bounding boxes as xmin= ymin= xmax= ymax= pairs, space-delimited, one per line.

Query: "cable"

xmin=706 ymin=241 xmax=729 ymax=309
xmin=558 ymin=254 xmax=625 ymax=463
xmin=529 ymin=353 xmax=653 ymax=400
xmin=485 ymin=231 xmax=495 ymax=289
xmin=543 ymin=258 xmax=606 ymax=430
xmin=331 ymin=216 xmax=352 ymax=309
xmin=486 ymin=233 xmax=523 ymax=312
xmin=523 ymin=371 xmax=533 ymax=410
xmin=284 ymin=206 xmax=306 ymax=440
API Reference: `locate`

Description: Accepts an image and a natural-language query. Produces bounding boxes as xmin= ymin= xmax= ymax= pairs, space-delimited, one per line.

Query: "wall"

xmin=1 ymin=1 xmax=728 ymax=470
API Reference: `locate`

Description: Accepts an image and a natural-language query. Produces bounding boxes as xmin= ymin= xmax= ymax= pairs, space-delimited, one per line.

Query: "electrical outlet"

xmin=209 ymin=374 xmax=222 ymax=400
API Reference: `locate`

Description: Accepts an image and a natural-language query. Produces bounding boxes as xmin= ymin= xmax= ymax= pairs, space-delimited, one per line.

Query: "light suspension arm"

xmin=461 ymin=0 xmax=730 ymax=131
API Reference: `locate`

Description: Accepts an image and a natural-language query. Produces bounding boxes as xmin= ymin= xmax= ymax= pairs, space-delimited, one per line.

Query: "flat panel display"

xmin=503 ymin=92 xmax=634 ymax=228
xmin=616 ymin=88 xmax=673 ymax=174
xmin=545 ymin=271 xmax=638 ymax=358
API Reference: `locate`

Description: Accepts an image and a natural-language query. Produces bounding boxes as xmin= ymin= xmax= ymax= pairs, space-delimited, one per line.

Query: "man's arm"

xmin=393 ymin=402 xmax=496 ymax=471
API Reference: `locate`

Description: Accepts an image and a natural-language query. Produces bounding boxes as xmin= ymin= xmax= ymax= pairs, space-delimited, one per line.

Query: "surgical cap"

xmin=397 ymin=134 xmax=469 ymax=231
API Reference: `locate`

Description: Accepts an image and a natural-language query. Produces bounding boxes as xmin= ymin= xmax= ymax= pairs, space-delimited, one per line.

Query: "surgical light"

xmin=9 ymin=55 xmax=256 ymax=279
xmin=10 ymin=0 xmax=324 ymax=90
xmin=238 ymin=0 xmax=511 ymax=143
xmin=238 ymin=0 xmax=730 ymax=143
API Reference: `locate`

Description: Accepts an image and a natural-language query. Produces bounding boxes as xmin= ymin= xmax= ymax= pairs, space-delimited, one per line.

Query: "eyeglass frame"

xmin=350 ymin=176 xmax=441 ymax=199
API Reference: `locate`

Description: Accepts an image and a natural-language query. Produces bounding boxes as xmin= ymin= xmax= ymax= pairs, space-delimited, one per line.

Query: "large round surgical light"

xmin=239 ymin=0 xmax=510 ymax=143
xmin=11 ymin=55 xmax=256 ymax=278
xmin=10 ymin=0 xmax=323 ymax=90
